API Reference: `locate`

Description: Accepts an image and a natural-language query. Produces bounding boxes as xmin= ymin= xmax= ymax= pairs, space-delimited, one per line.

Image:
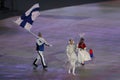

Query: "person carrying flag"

xmin=14 ymin=3 xmax=53 ymax=69
xmin=33 ymin=32 xmax=52 ymax=69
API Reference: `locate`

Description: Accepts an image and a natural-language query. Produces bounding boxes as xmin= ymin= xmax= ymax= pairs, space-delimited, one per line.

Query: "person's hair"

xmin=38 ymin=32 xmax=42 ymax=36
xmin=68 ymin=39 xmax=74 ymax=44
xmin=69 ymin=39 xmax=72 ymax=42
xmin=79 ymin=37 xmax=84 ymax=44
xmin=80 ymin=38 xmax=84 ymax=41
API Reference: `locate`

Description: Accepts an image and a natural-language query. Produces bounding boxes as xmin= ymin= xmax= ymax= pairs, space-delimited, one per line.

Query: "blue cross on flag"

xmin=15 ymin=3 xmax=40 ymax=31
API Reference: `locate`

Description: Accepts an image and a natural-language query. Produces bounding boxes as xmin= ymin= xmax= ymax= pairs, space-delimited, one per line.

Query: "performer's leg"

xmin=68 ymin=65 xmax=72 ymax=74
xmin=71 ymin=61 xmax=76 ymax=75
xmin=33 ymin=53 xmax=40 ymax=67
xmin=33 ymin=58 xmax=38 ymax=67
xmin=72 ymin=66 xmax=75 ymax=75
xmin=38 ymin=51 xmax=47 ymax=68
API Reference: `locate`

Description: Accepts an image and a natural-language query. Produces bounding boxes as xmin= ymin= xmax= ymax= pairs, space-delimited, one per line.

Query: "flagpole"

xmin=28 ymin=30 xmax=39 ymax=38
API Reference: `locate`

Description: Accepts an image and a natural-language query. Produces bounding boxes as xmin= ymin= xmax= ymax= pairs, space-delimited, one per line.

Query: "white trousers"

xmin=36 ymin=51 xmax=46 ymax=66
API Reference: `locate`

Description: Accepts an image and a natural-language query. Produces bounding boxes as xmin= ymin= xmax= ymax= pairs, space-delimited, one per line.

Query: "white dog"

xmin=66 ymin=39 xmax=77 ymax=75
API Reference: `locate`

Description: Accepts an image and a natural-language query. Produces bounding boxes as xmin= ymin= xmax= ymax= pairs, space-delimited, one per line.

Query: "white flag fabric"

xmin=15 ymin=3 xmax=40 ymax=31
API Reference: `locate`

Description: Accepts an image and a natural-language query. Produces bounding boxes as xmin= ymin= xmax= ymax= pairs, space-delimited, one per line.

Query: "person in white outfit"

xmin=66 ymin=39 xmax=77 ymax=75
xmin=77 ymin=37 xmax=91 ymax=66
xmin=33 ymin=32 xmax=52 ymax=69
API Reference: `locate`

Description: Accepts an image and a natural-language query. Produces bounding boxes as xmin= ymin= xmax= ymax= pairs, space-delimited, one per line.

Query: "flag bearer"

xmin=33 ymin=32 xmax=52 ymax=69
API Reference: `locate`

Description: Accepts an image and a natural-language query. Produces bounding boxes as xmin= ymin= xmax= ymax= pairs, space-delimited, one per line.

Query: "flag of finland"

xmin=15 ymin=3 xmax=40 ymax=31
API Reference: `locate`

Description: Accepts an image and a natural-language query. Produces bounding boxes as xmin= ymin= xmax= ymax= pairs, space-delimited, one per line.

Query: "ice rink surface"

xmin=0 ymin=0 xmax=120 ymax=80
